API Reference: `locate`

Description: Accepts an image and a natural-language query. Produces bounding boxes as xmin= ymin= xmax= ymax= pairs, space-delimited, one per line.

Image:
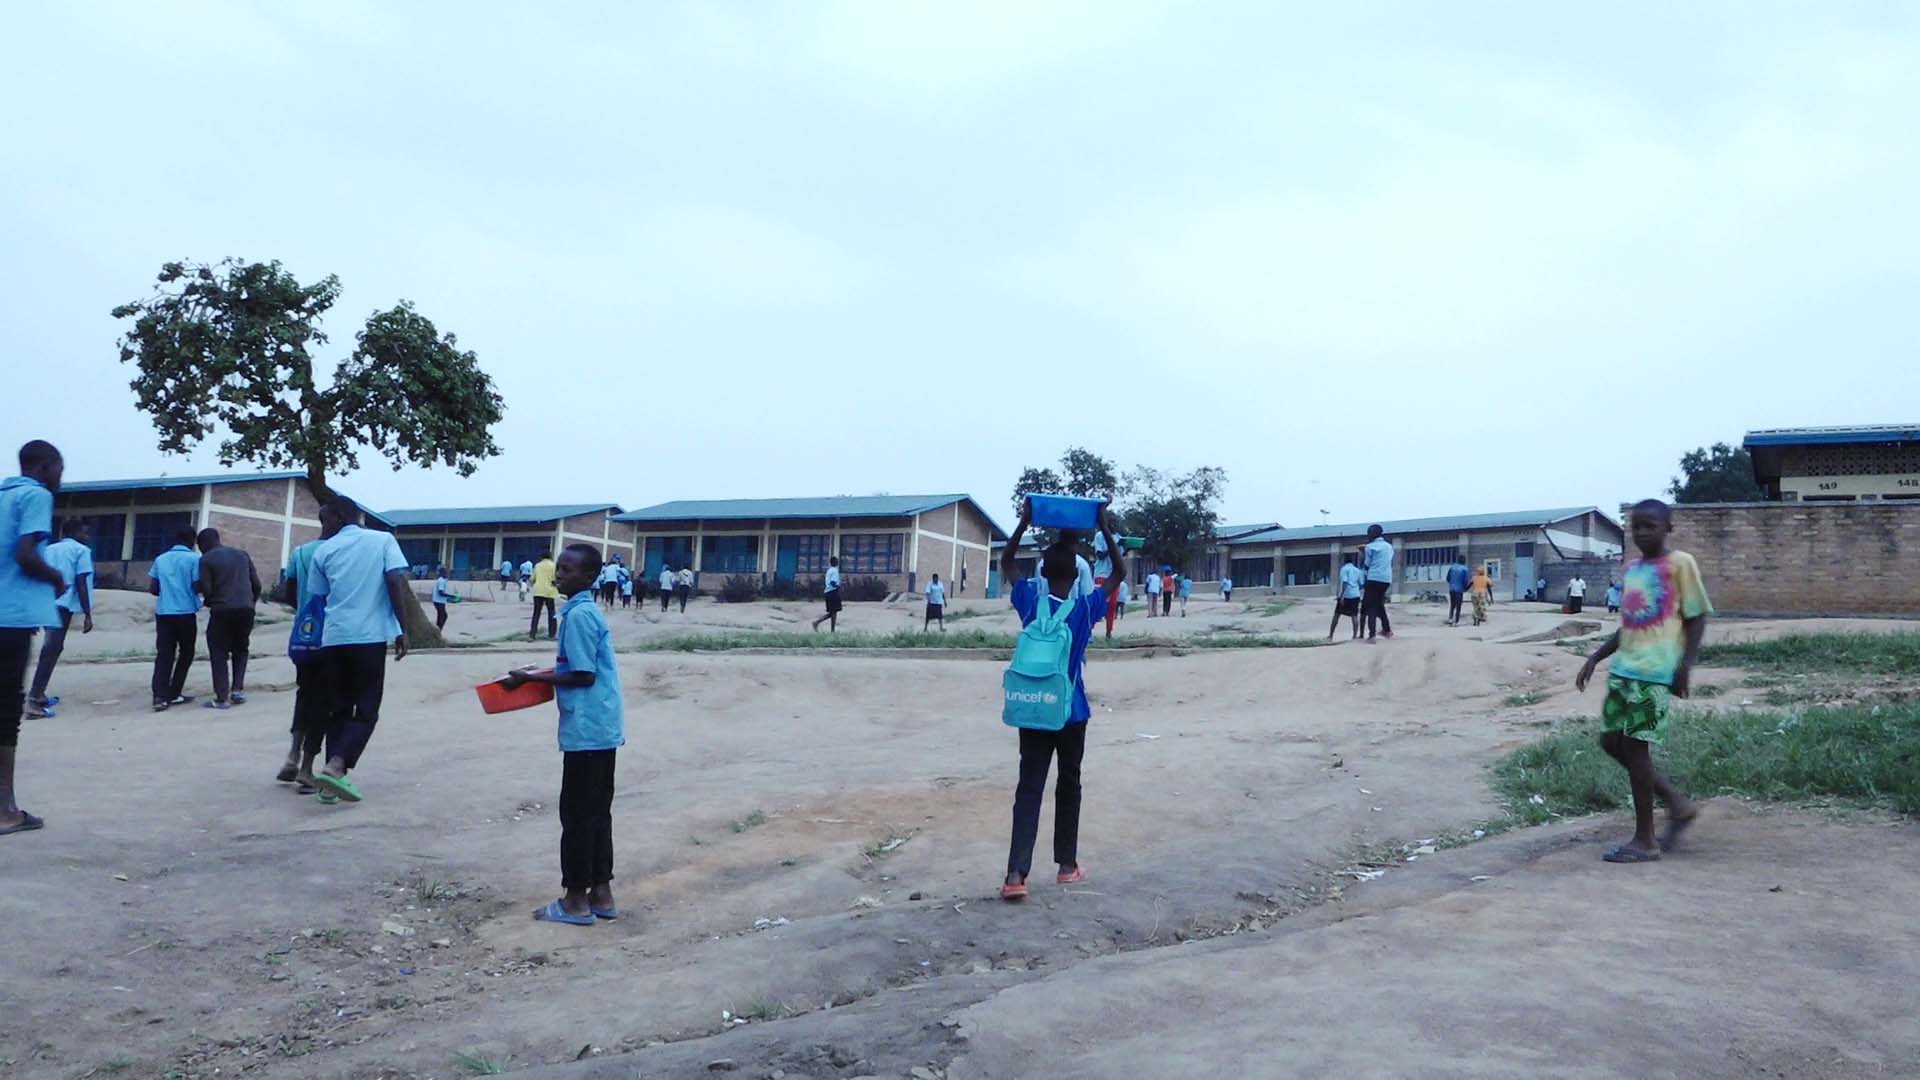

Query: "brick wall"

xmin=205 ymin=508 xmax=284 ymax=580
xmin=1667 ymin=502 xmax=1920 ymax=615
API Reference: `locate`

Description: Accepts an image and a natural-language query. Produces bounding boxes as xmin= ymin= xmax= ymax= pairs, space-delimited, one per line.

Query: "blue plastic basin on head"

xmin=1027 ymin=494 xmax=1103 ymax=530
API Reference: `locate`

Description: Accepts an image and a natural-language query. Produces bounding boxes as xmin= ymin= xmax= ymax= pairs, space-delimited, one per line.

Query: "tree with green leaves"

xmin=1668 ymin=442 xmax=1764 ymax=504
xmin=113 ymin=259 xmax=505 ymax=648
xmin=1118 ymin=465 xmax=1228 ymax=575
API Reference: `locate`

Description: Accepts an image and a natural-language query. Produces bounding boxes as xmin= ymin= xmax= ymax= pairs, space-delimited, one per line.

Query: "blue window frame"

xmin=450 ymin=537 xmax=495 ymax=580
xmin=702 ymin=535 xmax=758 ymax=574
xmin=842 ymin=532 xmax=903 ymax=575
xmin=57 ymin=513 xmax=127 ymax=565
xmin=132 ymin=511 xmax=195 ymax=561
xmin=794 ymin=534 xmax=833 ymax=575
xmin=397 ymin=538 xmax=441 ymax=575
xmin=501 ymin=536 xmax=548 ymax=569
xmin=645 ymin=536 xmax=694 ymax=576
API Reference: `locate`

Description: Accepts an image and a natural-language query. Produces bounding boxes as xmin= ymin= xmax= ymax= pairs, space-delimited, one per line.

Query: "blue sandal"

xmin=533 ymin=900 xmax=596 ymax=926
xmin=591 ymin=906 xmax=621 ymax=920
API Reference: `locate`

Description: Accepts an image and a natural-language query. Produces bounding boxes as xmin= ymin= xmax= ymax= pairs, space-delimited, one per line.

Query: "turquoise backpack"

xmin=1002 ymin=584 xmax=1077 ymax=731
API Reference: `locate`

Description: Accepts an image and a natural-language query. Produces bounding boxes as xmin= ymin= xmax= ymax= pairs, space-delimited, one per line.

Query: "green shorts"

xmin=1601 ymin=675 xmax=1671 ymax=745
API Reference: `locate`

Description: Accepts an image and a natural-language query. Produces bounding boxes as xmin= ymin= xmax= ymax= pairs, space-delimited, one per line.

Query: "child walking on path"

xmin=1576 ymin=499 xmax=1710 ymax=863
xmin=1469 ymin=563 xmax=1494 ymax=626
xmin=505 ymin=544 xmax=625 ymax=926
xmin=997 ymin=499 xmax=1125 ymax=901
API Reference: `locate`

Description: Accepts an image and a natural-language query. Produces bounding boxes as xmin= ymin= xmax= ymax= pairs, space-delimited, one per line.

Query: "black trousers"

xmin=433 ymin=602 xmax=448 ymax=630
xmin=1447 ymin=590 xmax=1464 ymax=623
xmin=1362 ymin=581 xmax=1392 ymax=638
xmin=560 ymin=748 xmax=617 ymax=888
xmin=659 ymin=587 xmax=671 ymax=612
xmin=206 ymin=608 xmax=255 ymax=702
xmin=29 ymin=609 xmax=72 ymax=701
xmin=1569 ymin=596 xmax=1584 ymax=613
xmin=1008 ymin=723 xmax=1086 ymax=878
xmin=323 ymin=643 xmax=387 ymax=770
xmin=0 ymin=628 xmax=31 ymax=748
xmin=676 ymin=584 xmax=690 ymax=612
xmin=530 ymin=596 xmax=556 ymax=639
xmin=290 ymin=653 xmax=332 ymax=758
xmin=1161 ymin=592 xmax=1172 ymax=615
xmin=152 ymin=614 xmax=198 ymax=703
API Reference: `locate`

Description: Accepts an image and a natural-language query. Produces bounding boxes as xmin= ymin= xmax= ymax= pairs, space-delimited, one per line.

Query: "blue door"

xmin=776 ymin=537 xmax=800 ymax=580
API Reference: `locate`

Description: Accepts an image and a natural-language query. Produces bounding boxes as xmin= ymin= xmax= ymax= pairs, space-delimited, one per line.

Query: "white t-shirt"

xmin=659 ymin=569 xmax=674 ymax=590
xmin=1569 ymin=577 xmax=1587 ymax=598
xmin=825 ymin=565 xmax=841 ymax=592
xmin=1145 ymin=573 xmax=1161 ymax=594
xmin=677 ymin=568 xmax=694 ymax=587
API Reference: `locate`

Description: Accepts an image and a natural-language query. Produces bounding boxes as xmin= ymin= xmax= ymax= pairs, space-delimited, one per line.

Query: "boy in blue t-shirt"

xmin=997 ymin=498 xmax=1126 ymax=900
xmin=503 ymin=544 xmax=626 ymax=926
xmin=1 ymin=440 xmax=66 ymax=836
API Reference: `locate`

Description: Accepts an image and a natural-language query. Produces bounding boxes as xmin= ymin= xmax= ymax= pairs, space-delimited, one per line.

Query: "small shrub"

xmin=718 ymin=575 xmax=760 ymax=603
xmin=760 ymin=576 xmax=824 ymax=601
xmin=842 ymin=575 xmax=892 ymax=602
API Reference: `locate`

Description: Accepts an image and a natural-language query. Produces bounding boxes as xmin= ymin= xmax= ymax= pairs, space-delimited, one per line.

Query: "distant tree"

xmin=1119 ymin=465 xmax=1227 ymax=574
xmin=113 ymin=259 xmax=506 ymax=648
xmin=1058 ymin=447 xmax=1119 ymax=501
xmin=1011 ymin=466 xmax=1064 ymax=519
xmin=1668 ymin=442 xmax=1765 ymax=504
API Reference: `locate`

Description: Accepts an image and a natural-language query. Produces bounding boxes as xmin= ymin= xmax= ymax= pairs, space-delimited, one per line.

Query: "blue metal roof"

xmin=59 ymin=470 xmax=306 ymax=494
xmin=1744 ymin=424 xmax=1920 ymax=447
xmin=1216 ymin=522 xmax=1280 ymax=540
xmin=614 ymin=494 xmax=1007 ymax=538
xmin=1227 ymin=507 xmax=1605 ymax=546
xmin=381 ymin=503 xmax=623 ymax=528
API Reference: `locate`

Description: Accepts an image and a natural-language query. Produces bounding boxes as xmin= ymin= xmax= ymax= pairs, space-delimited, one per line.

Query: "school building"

xmin=51 ymin=471 xmax=385 ymax=588
xmin=1215 ymin=507 xmax=1625 ymax=602
xmin=380 ymin=504 xmax=635 ymax=579
xmin=1744 ymin=423 xmax=1920 ymax=503
xmin=611 ymin=494 xmax=1004 ymax=593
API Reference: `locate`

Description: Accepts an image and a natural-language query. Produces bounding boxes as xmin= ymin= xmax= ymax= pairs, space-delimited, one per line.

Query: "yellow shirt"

xmin=531 ymin=558 xmax=559 ymax=600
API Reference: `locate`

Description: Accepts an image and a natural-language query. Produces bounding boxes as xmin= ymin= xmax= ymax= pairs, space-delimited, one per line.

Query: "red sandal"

xmin=1056 ymin=865 xmax=1087 ymax=885
xmin=999 ymin=879 xmax=1028 ymax=901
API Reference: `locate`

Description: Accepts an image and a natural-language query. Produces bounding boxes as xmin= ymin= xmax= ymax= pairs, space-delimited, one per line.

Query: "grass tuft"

xmin=1493 ymin=701 xmax=1920 ymax=821
xmin=1699 ymin=632 xmax=1920 ymax=677
xmin=731 ymin=809 xmax=768 ymax=834
xmin=454 ymin=1051 xmax=506 ymax=1076
xmin=1502 ymin=690 xmax=1547 ymax=708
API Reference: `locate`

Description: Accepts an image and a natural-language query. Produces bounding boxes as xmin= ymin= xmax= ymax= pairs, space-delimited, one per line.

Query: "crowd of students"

xmin=0 ymin=443 xmax=1717 ymax=914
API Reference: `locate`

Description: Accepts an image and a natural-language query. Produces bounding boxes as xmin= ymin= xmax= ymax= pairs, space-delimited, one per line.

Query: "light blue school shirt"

xmin=1220 ymin=577 xmax=1232 ymax=593
xmin=519 ymin=560 xmax=533 ymax=579
xmin=432 ymin=576 xmax=452 ymax=603
xmin=151 ymin=545 xmax=203 ymax=616
xmin=1178 ymin=577 xmax=1194 ymax=598
xmin=926 ymin=581 xmax=945 ymax=605
xmin=310 ymin=524 xmax=408 ymax=646
xmin=0 ymin=476 xmax=55 ymax=629
xmin=1339 ymin=563 xmax=1365 ymax=599
xmin=46 ymin=537 xmax=94 ymax=616
xmin=500 ymin=559 xmax=513 ymax=577
xmin=555 ymin=590 xmax=625 ymax=752
xmin=1364 ymin=538 xmax=1395 ymax=584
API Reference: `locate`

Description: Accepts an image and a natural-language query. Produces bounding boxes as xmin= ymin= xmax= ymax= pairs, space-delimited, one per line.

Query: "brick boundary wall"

xmin=1662 ymin=502 xmax=1920 ymax=617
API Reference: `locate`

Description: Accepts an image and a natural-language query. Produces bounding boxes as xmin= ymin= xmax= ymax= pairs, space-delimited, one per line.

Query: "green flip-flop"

xmin=312 ymin=772 xmax=362 ymax=803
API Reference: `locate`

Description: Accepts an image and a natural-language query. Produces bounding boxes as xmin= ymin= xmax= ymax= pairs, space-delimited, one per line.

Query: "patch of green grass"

xmin=731 ymin=809 xmax=768 ymax=834
xmin=1492 ymin=701 xmax=1920 ymax=822
xmin=1184 ymin=633 xmax=1324 ymax=649
xmin=733 ymin=996 xmax=793 ymax=1022
xmin=1700 ymin=632 xmax=1920 ymax=677
xmin=780 ymin=857 xmax=799 ymax=867
xmin=941 ymin=607 xmax=991 ymax=621
xmin=454 ymin=1051 xmax=506 ymax=1076
xmin=1502 ymin=690 xmax=1547 ymax=708
xmin=1691 ymin=683 xmax=1722 ymax=699
xmin=1244 ymin=599 xmax=1297 ymax=617
xmin=406 ymin=873 xmax=455 ymax=903
xmin=687 ymin=835 xmax=704 ymax=847
xmin=863 ymin=833 xmax=911 ymax=859
xmin=101 ymin=1057 xmax=134 ymax=1074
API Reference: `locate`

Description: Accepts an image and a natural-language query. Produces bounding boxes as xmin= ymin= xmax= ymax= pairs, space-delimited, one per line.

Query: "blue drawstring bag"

xmin=288 ymin=594 xmax=327 ymax=666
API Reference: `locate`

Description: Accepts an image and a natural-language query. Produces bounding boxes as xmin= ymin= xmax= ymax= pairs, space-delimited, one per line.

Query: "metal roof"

xmin=381 ymin=503 xmax=623 ymax=528
xmin=1226 ymin=507 xmax=1605 ymax=546
xmin=1216 ymin=522 xmax=1280 ymax=540
xmin=1744 ymin=424 xmax=1920 ymax=447
xmin=613 ymin=494 xmax=1006 ymax=537
xmin=59 ymin=470 xmax=306 ymax=494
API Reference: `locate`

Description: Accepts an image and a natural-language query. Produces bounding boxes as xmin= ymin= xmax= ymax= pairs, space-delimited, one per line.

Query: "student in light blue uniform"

xmin=1330 ymin=553 xmax=1366 ymax=641
xmin=503 ymin=543 xmax=625 ymax=926
xmin=307 ymin=496 xmax=411 ymax=804
xmin=1361 ymin=525 xmax=1395 ymax=642
xmin=924 ymin=573 xmax=947 ymax=632
xmin=1 ymin=440 xmax=66 ymax=836
xmin=28 ymin=518 xmax=94 ymax=717
xmin=148 ymin=526 xmax=203 ymax=710
xmin=432 ymin=566 xmax=454 ymax=630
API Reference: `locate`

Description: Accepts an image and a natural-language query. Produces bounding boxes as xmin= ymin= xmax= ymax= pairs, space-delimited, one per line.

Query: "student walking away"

xmin=277 ymin=515 xmax=342 ymax=793
xmin=597 ymin=559 xmax=619 ymax=607
xmin=1361 ymin=526 xmax=1395 ymax=642
xmin=1605 ymin=580 xmax=1622 ymax=614
xmin=811 ymin=556 xmax=842 ymax=632
xmin=1143 ymin=567 xmax=1160 ymax=617
xmin=1444 ymin=556 xmax=1471 ymax=627
xmin=1469 ymin=563 xmax=1494 ymax=626
xmin=924 ymin=573 xmax=946 ymax=632
xmin=1160 ymin=568 xmax=1175 ymax=616
xmin=997 ymin=498 xmax=1125 ymax=901
xmin=618 ymin=562 xmax=634 ymax=608
xmin=499 ymin=557 xmax=514 ymax=594
xmin=1219 ymin=575 xmax=1232 ymax=606
xmin=1575 ymin=499 xmax=1710 ymax=863
xmin=657 ymin=565 xmax=674 ymax=612
xmin=518 ymin=559 xmax=533 ymax=602
xmin=503 ymin=544 xmax=625 ymax=926
xmin=1329 ymin=553 xmax=1364 ymax=640
xmin=1178 ymin=573 xmax=1193 ymax=616
xmin=28 ymin=518 xmax=94 ymax=718
xmin=148 ymin=526 xmax=203 ymax=710
xmin=529 ymin=551 xmax=559 ymax=641
xmin=432 ymin=566 xmax=454 ymax=630
xmin=198 ymin=528 xmax=261 ymax=710
xmin=1567 ymin=574 xmax=1587 ymax=614
xmin=307 ymin=497 xmax=410 ymax=804
xmin=1 ymin=440 xmax=66 ymax=836
xmin=675 ymin=566 xmax=694 ymax=613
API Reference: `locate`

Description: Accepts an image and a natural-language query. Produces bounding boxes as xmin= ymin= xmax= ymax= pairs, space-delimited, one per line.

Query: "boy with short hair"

xmin=432 ymin=566 xmax=453 ymax=630
xmin=148 ymin=525 xmax=203 ymax=710
xmin=1219 ymin=574 xmax=1232 ymax=606
xmin=1361 ymin=526 xmax=1394 ymax=642
xmin=924 ymin=573 xmax=946 ymax=632
xmin=28 ymin=518 xmax=94 ymax=718
xmin=1605 ymin=579 xmax=1622 ymax=614
xmin=1576 ymin=499 xmax=1709 ymax=863
xmin=2 ymin=440 xmax=66 ymax=836
xmin=996 ymin=499 xmax=1125 ymax=901
xmin=657 ymin=564 xmax=674 ymax=612
xmin=1444 ymin=556 xmax=1471 ymax=627
xmin=811 ymin=556 xmax=842 ymax=632
xmin=1329 ymin=553 xmax=1364 ymax=641
xmin=1143 ymin=567 xmax=1160 ymax=618
xmin=529 ymin=551 xmax=559 ymax=641
xmin=504 ymin=543 xmax=624 ymax=925
xmin=1177 ymin=573 xmax=1193 ymax=615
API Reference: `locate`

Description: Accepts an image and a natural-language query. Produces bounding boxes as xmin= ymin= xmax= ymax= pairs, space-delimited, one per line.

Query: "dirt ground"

xmin=2 ymin=590 xmax=1915 ymax=1078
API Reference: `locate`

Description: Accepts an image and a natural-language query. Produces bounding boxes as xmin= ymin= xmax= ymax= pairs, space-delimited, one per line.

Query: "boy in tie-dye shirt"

xmin=1576 ymin=499 xmax=1711 ymax=864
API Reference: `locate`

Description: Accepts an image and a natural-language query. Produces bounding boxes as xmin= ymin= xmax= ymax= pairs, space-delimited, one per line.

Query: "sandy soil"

xmin=3 ymin=591 xmax=1915 ymax=1078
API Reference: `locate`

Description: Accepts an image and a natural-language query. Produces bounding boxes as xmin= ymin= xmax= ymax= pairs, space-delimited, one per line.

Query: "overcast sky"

xmin=4 ymin=3 xmax=1915 ymax=532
